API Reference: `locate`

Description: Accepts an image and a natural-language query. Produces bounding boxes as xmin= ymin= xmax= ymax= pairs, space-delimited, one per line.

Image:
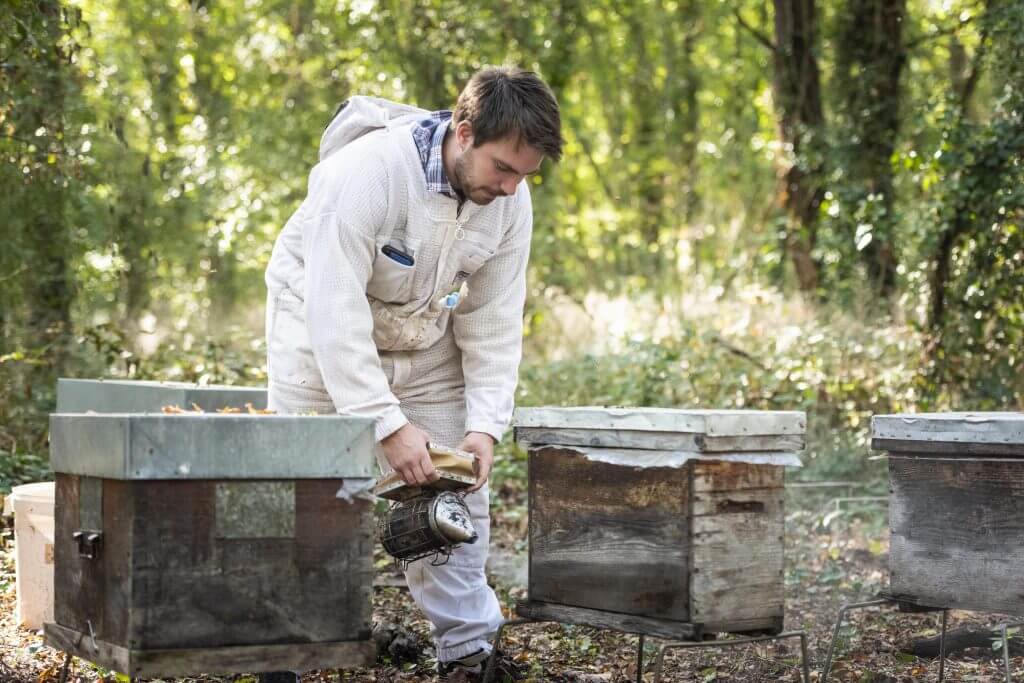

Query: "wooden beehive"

xmin=513 ymin=407 xmax=805 ymax=639
xmin=873 ymin=412 xmax=1024 ymax=616
xmin=45 ymin=412 xmax=377 ymax=678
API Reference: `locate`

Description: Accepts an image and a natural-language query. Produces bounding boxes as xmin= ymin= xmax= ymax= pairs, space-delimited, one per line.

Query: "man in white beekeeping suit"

xmin=262 ymin=67 xmax=562 ymax=679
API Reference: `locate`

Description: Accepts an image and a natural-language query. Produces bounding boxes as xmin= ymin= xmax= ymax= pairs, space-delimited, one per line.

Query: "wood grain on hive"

xmin=873 ymin=412 xmax=1024 ymax=617
xmin=45 ymin=380 xmax=377 ymax=678
xmin=514 ymin=407 xmax=805 ymax=639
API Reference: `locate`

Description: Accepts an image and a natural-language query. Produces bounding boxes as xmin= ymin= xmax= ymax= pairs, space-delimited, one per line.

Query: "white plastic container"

xmin=4 ymin=482 xmax=56 ymax=629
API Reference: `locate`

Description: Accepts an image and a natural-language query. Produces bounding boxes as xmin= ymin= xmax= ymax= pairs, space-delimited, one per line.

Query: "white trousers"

xmin=397 ymin=397 xmax=504 ymax=662
xmin=267 ymin=316 xmax=503 ymax=662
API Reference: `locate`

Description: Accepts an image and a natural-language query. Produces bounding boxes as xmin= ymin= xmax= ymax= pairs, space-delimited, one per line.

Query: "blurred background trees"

xmin=1 ymin=0 xmax=1021 ymax=488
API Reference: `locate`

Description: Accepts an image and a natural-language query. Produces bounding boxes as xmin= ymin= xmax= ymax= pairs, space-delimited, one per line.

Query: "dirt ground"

xmin=1 ymin=483 xmax=1022 ymax=682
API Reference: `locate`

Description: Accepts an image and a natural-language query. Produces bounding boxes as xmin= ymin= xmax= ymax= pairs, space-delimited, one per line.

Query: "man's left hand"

xmin=460 ymin=431 xmax=495 ymax=493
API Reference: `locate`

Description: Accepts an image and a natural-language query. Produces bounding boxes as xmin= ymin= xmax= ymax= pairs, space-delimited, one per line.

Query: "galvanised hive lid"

xmin=56 ymin=378 xmax=268 ymax=414
xmin=49 ymin=413 xmax=375 ymax=480
xmin=513 ymin=407 xmax=806 ymax=453
xmin=872 ymin=412 xmax=1024 ymax=454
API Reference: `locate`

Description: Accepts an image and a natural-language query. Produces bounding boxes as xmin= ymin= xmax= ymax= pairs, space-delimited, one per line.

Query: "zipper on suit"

xmin=433 ymin=208 xmax=466 ymax=295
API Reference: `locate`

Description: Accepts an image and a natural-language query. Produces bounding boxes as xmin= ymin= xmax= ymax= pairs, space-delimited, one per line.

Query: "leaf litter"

xmin=1 ymin=486 xmax=1021 ymax=681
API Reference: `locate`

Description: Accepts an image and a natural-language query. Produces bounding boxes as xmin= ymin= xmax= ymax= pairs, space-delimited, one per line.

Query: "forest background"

xmin=1 ymin=0 xmax=1022 ymax=491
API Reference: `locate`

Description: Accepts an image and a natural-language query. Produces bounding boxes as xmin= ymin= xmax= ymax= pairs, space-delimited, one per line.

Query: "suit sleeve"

xmin=452 ymin=184 xmax=533 ymax=441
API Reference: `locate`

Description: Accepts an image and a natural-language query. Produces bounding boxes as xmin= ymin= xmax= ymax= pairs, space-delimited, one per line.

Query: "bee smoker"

xmin=378 ymin=491 xmax=477 ymax=567
xmin=373 ymin=445 xmax=478 ymax=567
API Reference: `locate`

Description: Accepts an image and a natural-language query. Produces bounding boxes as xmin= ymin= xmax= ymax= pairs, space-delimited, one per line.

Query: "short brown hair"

xmin=453 ymin=67 xmax=563 ymax=162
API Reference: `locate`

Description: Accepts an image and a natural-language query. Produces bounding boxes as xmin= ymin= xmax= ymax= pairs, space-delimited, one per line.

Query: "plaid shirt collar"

xmin=411 ymin=110 xmax=457 ymax=199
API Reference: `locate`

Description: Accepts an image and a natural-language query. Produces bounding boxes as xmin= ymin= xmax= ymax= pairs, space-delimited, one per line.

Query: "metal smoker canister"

xmin=379 ymin=491 xmax=477 ymax=565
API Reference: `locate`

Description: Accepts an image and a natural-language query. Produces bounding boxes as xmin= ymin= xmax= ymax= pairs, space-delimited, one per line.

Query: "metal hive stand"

xmin=820 ymin=597 xmax=1023 ymax=682
xmin=483 ymin=602 xmax=810 ymax=683
xmin=1000 ymin=622 xmax=1024 ymax=682
xmin=648 ymin=630 xmax=810 ymax=683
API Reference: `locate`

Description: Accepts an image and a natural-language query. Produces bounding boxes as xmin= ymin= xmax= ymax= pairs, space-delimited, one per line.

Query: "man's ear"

xmin=454 ymin=119 xmax=474 ymax=150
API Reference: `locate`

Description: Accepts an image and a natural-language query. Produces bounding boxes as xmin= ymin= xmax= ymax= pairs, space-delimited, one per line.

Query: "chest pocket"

xmin=366 ymin=242 xmax=416 ymax=304
xmin=449 ymin=234 xmax=495 ymax=288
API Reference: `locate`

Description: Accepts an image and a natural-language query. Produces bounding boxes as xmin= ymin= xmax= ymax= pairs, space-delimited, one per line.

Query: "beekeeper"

xmin=263 ymin=66 xmax=562 ymax=677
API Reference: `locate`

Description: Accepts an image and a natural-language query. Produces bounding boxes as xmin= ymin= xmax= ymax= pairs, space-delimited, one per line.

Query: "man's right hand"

xmin=381 ymin=422 xmax=439 ymax=486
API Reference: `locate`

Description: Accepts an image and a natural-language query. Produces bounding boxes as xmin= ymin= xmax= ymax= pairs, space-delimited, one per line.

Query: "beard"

xmin=452 ymin=151 xmax=498 ymax=205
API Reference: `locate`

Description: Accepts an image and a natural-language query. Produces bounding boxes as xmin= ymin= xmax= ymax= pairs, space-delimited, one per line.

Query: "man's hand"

xmin=381 ymin=423 xmax=438 ymax=486
xmin=460 ymin=431 xmax=495 ymax=493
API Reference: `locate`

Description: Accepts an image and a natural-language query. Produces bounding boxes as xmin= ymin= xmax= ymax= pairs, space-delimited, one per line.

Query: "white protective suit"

xmin=264 ymin=97 xmax=533 ymax=661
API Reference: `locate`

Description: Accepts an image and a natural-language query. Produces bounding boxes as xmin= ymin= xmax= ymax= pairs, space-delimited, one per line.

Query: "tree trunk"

xmin=835 ymin=0 xmax=906 ymax=298
xmin=21 ymin=0 xmax=74 ymax=388
xmin=771 ymin=0 xmax=825 ymax=294
xmin=680 ymin=25 xmax=701 ymax=226
xmin=665 ymin=0 xmax=701 ymax=226
xmin=116 ymin=202 xmax=151 ymax=342
xmin=926 ymin=0 xmax=995 ymax=335
xmin=622 ymin=3 xmax=667 ymax=257
xmin=927 ymin=212 xmax=967 ymax=336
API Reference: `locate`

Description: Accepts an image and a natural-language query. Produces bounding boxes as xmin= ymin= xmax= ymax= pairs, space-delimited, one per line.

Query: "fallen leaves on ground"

xmin=1 ymin=489 xmax=1022 ymax=681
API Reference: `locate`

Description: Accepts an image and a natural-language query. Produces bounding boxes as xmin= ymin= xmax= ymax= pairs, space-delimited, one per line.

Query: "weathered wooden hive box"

xmin=513 ymin=407 xmax=805 ymax=639
xmin=872 ymin=412 xmax=1024 ymax=616
xmin=45 ymin=406 xmax=377 ymax=678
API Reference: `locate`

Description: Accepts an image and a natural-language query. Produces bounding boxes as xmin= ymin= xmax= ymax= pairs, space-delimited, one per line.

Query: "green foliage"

xmin=1 ymin=0 xmax=1022 ymax=489
xmin=0 ymin=345 xmax=60 ymax=481
xmin=0 ymin=451 xmax=51 ymax=496
xmin=517 ymin=301 xmax=921 ymax=481
xmin=0 ymin=321 xmax=267 ymax=490
xmin=78 ymin=323 xmax=266 ymax=386
xmin=920 ymin=0 xmax=1024 ymax=407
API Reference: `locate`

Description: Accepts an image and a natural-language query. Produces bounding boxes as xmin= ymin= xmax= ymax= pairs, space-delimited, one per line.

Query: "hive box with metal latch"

xmin=873 ymin=412 xmax=1024 ymax=617
xmin=513 ymin=407 xmax=805 ymax=640
xmin=45 ymin=411 xmax=377 ymax=678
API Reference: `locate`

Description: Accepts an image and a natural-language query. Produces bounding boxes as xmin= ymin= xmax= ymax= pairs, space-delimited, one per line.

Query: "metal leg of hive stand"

xmin=937 ymin=610 xmax=950 ymax=683
xmin=938 ymin=608 xmax=948 ymax=683
xmin=482 ymin=618 xmax=539 ymax=683
xmin=650 ymin=630 xmax=810 ymax=683
xmin=57 ymin=651 xmax=73 ymax=683
xmin=636 ymin=633 xmax=645 ymax=683
xmin=800 ymin=630 xmax=811 ymax=682
xmin=820 ymin=598 xmax=893 ymax=681
xmin=1000 ymin=621 xmax=1024 ymax=683
xmin=58 ymin=622 xmax=99 ymax=683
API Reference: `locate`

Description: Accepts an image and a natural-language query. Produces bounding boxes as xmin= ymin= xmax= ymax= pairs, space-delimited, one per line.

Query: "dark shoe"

xmin=257 ymin=672 xmax=300 ymax=683
xmin=438 ymin=648 xmax=489 ymax=680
